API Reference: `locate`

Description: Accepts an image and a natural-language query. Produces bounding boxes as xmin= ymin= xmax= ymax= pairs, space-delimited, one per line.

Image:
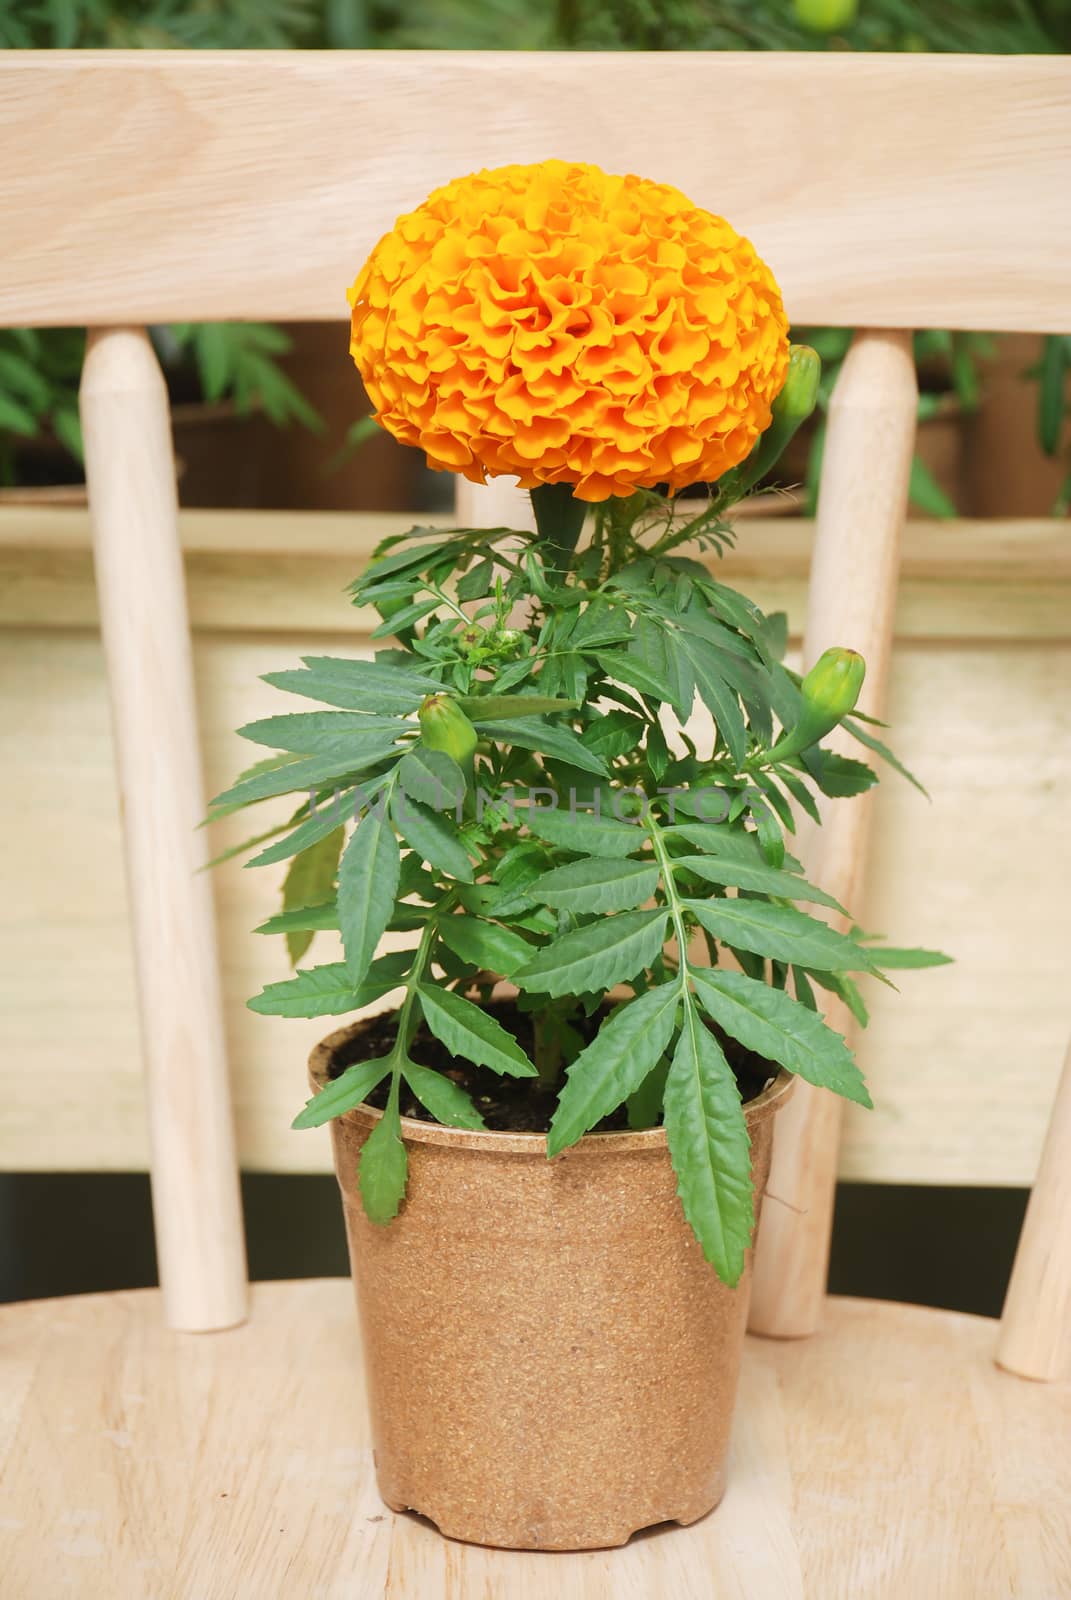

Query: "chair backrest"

xmin=1 ymin=50 xmax=1069 ymax=1355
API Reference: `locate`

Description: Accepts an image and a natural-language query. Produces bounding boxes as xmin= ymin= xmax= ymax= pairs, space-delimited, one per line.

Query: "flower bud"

xmin=764 ymin=647 xmax=866 ymax=764
xmin=773 ymin=344 xmax=821 ymax=429
xmin=715 ymin=344 xmax=821 ymax=506
xmin=418 ymin=694 xmax=478 ymax=772
xmin=801 ymin=647 xmax=865 ymax=724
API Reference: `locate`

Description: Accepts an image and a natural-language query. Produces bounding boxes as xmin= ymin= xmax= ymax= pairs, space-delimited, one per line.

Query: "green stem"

xmin=645 ymin=814 xmax=693 ymax=999
xmin=391 ymin=891 xmax=457 ymax=1061
xmin=530 ymin=483 xmax=586 ymax=577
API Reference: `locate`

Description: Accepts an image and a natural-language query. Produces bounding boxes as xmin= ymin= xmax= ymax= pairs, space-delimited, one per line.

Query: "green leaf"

xmin=281 ymin=825 xmax=344 ymax=963
xmin=580 ymin=710 xmax=646 ymax=762
xmin=291 ymin=1055 xmax=392 ymax=1130
xmin=391 ymin=791 xmax=474 ymax=882
xmin=247 ymin=789 xmax=367 ymax=868
xmin=909 ymin=455 xmax=956 ymax=519
xmin=862 ymin=945 xmax=953 ymax=970
xmin=398 ymin=746 xmax=466 ymax=810
xmin=664 ymin=1002 xmax=754 ymax=1285
xmin=337 ymin=804 xmax=401 ymax=984
xmin=677 ymin=635 xmax=748 ymax=769
xmin=802 ymin=750 xmax=878 ymax=798
xmin=237 ymin=711 xmax=406 ymax=754
xmin=455 ymin=557 xmax=495 ymax=601
xmin=674 ymin=856 xmax=845 ymax=913
xmin=687 ymin=899 xmax=877 ymax=975
xmin=359 ymin=1080 xmax=409 ymax=1224
xmin=515 ymin=910 xmax=669 ymax=998
xmin=255 ymin=902 xmax=339 ymax=936
xmin=690 ymin=967 xmax=871 ymax=1107
xmin=593 ymin=646 xmax=675 ymax=708
xmin=455 ymin=694 xmax=576 ymax=721
xmin=417 ymin=985 xmax=537 ymax=1078
xmin=401 ymin=1059 xmax=487 ymax=1128
xmin=436 ymin=916 xmax=534 ymax=978
xmin=626 ymin=1053 xmax=670 ymax=1130
xmin=247 ymin=952 xmax=409 ymax=1018
xmin=473 ymin=717 xmax=609 ymax=776
xmin=667 ymin=823 xmax=803 ymax=875
xmin=547 ymin=984 xmax=680 ymax=1155
xmin=211 ymin=747 xmax=394 ymax=811
xmin=523 ymin=805 xmax=645 ymax=858
xmin=263 ymin=657 xmax=443 ymax=714
xmin=843 ymin=718 xmax=929 ymax=798
xmin=800 ymin=968 xmax=870 ymax=1028
xmin=533 ymin=856 xmax=660 ymax=914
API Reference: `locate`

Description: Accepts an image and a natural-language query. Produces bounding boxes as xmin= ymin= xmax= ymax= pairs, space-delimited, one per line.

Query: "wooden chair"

xmin=1 ymin=49 xmax=1070 ymax=1596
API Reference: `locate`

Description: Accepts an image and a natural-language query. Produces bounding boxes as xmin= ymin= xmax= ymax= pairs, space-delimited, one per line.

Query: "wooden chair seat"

xmin=3 ymin=1279 xmax=1067 ymax=1597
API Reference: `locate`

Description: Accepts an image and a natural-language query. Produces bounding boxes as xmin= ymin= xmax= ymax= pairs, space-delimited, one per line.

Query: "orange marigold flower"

xmin=348 ymin=160 xmax=790 ymax=503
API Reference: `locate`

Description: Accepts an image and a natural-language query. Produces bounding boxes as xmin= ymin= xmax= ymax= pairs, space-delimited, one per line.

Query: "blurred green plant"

xmin=785 ymin=328 xmax=996 ymax=519
xmin=0 ymin=324 xmax=322 ymax=487
xmin=0 ymin=329 xmax=85 ymax=485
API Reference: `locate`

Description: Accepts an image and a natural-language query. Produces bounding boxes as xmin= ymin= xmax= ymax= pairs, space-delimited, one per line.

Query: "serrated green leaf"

xmin=666 ymin=823 xmax=803 ymax=875
xmin=473 ymin=717 xmax=609 ymax=777
xmin=533 ymin=857 xmax=660 ymax=914
xmin=401 ymin=1058 xmax=487 ymax=1128
xmin=802 ymin=750 xmax=878 ymax=799
xmin=417 ymin=985 xmax=536 ymax=1078
xmin=593 ymin=646 xmax=673 ymax=706
xmin=337 ymin=804 xmax=401 ymax=984
xmin=547 ymin=983 xmax=680 ymax=1155
xmin=390 ymin=790 xmax=474 ymax=882
xmin=674 ymin=856 xmax=845 ymax=913
xmin=805 ymin=968 xmax=871 ymax=1027
xmin=237 ymin=711 xmax=406 ymax=754
xmin=398 ymin=746 xmax=466 ymax=810
xmin=687 ymin=897 xmax=876 ymax=975
xmin=211 ymin=747 xmax=394 ymax=811
xmin=515 ymin=909 xmax=668 ymax=998
xmin=690 ymin=967 xmax=870 ymax=1107
xmin=523 ymin=805 xmax=645 ymax=858
xmin=580 ymin=710 xmax=646 ymax=762
xmin=359 ymin=1081 xmax=409 ymax=1224
xmin=281 ymin=824 xmax=344 ymax=963
xmin=677 ymin=634 xmax=747 ymax=769
xmin=247 ymin=952 xmax=409 ymax=1018
xmin=455 ymin=694 xmax=576 ymax=721
xmin=455 ymin=558 xmax=495 ymax=601
xmin=862 ymin=945 xmax=953 ymax=970
xmin=255 ymin=902 xmax=340 ymax=936
xmin=843 ymin=718 xmax=930 ymax=798
xmin=664 ymin=1002 xmax=753 ymax=1285
xmin=247 ymin=789 xmax=367 ymax=868
xmin=292 ymin=1055 xmax=392 ymax=1129
xmin=436 ymin=916 xmax=534 ymax=978
xmin=264 ymin=657 xmax=443 ymax=714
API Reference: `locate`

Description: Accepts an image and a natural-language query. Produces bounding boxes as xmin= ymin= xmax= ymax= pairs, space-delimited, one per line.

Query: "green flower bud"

xmin=715 ymin=344 xmax=822 ymax=507
xmin=418 ymin=694 xmax=478 ymax=772
xmin=774 ymin=344 xmax=822 ymax=429
xmin=801 ymin=647 xmax=866 ymax=725
xmin=793 ymin=0 xmax=858 ymax=33
xmin=764 ymin=647 xmax=866 ymax=764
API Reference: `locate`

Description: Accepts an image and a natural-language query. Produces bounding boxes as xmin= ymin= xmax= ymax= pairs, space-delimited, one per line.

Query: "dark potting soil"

xmin=327 ymin=998 xmax=776 ymax=1133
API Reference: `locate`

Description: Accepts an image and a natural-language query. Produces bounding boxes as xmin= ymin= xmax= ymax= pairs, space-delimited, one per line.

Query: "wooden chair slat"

xmin=998 ymin=1038 xmax=1071 ymax=1381
xmin=79 ymin=328 xmax=247 ymax=1331
xmin=750 ymin=331 xmax=917 ymax=1337
xmin=0 ymin=52 xmax=1069 ymax=331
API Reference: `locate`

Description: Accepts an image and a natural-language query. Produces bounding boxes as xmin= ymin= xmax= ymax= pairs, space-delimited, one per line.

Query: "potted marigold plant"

xmin=214 ymin=161 xmax=943 ymax=1552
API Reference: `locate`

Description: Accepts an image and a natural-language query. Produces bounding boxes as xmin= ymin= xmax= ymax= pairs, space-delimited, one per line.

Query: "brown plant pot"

xmin=310 ymin=1017 xmax=793 ymax=1552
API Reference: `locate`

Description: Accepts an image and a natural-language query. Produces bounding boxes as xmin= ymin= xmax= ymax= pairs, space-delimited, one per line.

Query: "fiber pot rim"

xmin=308 ymin=1013 xmax=794 ymax=1155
